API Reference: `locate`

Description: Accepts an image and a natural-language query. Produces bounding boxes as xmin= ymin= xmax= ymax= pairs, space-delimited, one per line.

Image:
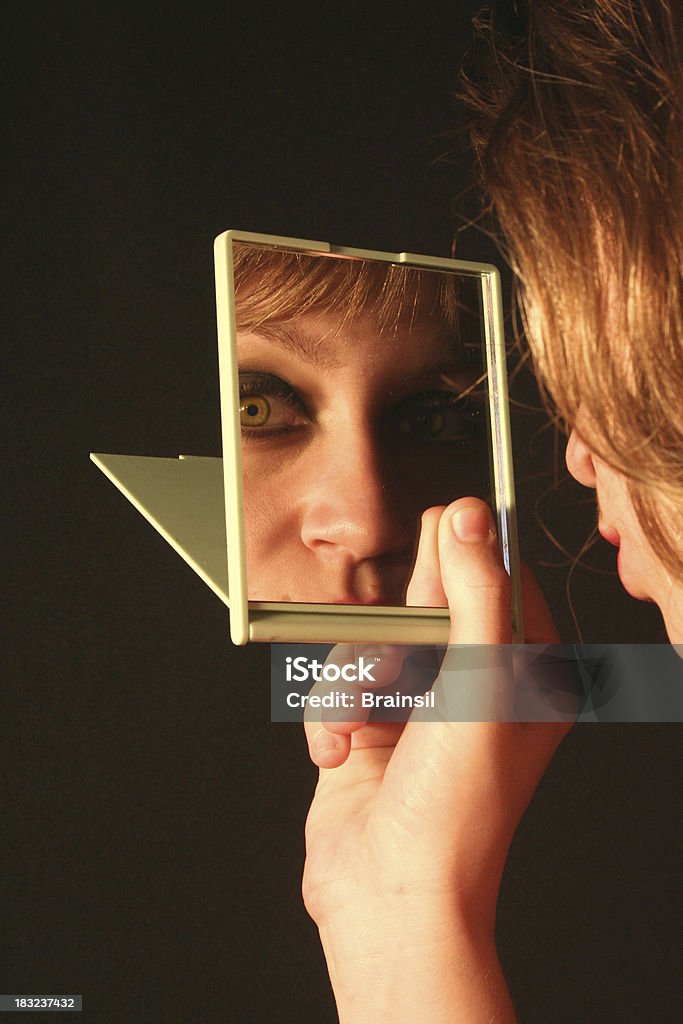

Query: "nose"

xmin=565 ymin=428 xmax=597 ymax=488
xmin=299 ymin=432 xmax=412 ymax=562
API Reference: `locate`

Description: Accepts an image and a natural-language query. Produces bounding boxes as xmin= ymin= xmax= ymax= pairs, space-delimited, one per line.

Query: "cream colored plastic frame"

xmin=215 ymin=229 xmax=523 ymax=645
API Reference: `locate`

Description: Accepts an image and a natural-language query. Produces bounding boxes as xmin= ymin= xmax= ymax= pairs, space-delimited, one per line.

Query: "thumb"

xmin=405 ymin=500 xmax=512 ymax=723
xmin=438 ymin=498 xmax=512 ymax=646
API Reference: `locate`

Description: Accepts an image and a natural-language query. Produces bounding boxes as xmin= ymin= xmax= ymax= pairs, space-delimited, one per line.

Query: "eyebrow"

xmin=248 ymin=322 xmax=345 ymax=370
xmin=244 ymin=321 xmax=482 ymax=378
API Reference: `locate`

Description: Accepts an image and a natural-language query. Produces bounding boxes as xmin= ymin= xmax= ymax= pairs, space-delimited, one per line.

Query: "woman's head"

xmin=232 ymin=245 xmax=489 ymax=604
xmin=461 ymin=0 xmax=683 ymax=638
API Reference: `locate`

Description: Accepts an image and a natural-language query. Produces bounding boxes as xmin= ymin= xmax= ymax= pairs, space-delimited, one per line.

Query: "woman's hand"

xmin=302 ymin=498 xmax=569 ymax=1023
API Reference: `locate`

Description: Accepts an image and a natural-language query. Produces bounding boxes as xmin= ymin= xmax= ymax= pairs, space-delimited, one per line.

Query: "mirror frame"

xmin=214 ymin=229 xmax=522 ymax=644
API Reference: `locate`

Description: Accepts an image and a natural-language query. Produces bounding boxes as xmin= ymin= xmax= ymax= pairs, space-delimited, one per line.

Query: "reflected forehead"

xmin=241 ymin=313 xmax=465 ymax=372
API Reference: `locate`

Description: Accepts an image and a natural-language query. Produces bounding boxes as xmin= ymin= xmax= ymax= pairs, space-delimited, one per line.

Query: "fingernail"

xmin=314 ymin=731 xmax=338 ymax=756
xmin=452 ymin=505 xmax=495 ymax=543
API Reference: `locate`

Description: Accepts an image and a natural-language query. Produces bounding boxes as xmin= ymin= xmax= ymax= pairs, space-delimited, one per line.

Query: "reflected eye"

xmin=407 ymin=407 xmax=447 ymax=438
xmin=396 ymin=392 xmax=482 ymax=444
xmin=240 ymin=395 xmax=270 ymax=427
xmin=238 ymin=371 xmax=310 ymax=439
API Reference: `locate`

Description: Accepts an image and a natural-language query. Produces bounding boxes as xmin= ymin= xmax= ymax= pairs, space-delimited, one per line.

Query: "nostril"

xmin=300 ymin=500 xmax=413 ymax=562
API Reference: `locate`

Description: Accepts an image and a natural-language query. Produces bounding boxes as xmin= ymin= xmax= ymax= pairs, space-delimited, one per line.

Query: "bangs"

xmin=231 ymin=244 xmax=463 ymax=335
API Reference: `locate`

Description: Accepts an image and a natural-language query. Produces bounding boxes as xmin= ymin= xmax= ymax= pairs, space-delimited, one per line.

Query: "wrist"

xmin=308 ymin=862 xmax=501 ymax=946
xmin=318 ymin=902 xmax=513 ymax=1024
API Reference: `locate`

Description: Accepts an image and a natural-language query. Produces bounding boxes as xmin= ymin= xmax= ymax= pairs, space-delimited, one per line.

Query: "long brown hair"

xmin=459 ymin=0 xmax=683 ymax=576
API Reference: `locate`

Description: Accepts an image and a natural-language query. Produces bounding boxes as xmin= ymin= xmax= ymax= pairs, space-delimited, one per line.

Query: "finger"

xmin=320 ymin=643 xmax=423 ymax=734
xmin=306 ymin=642 xmax=423 ymax=743
xmin=302 ymin=645 xmax=359 ymax=767
xmin=438 ymin=498 xmax=512 ymax=646
xmin=305 ymin=726 xmax=352 ymax=769
xmin=405 ymin=506 xmax=448 ymax=607
xmin=320 ymin=643 xmax=406 ymax=732
xmin=305 ymin=717 xmax=406 ymax=770
xmin=304 ymin=640 xmax=428 ymax=767
xmin=320 ymin=643 xmax=373 ymax=735
xmin=324 ymin=644 xmax=440 ymax=731
xmin=303 ymin=644 xmax=406 ymax=766
xmin=419 ymin=498 xmax=513 ymax=721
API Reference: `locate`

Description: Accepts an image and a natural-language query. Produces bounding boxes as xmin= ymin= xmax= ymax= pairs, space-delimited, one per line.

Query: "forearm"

xmin=318 ymin=901 xmax=515 ymax=1024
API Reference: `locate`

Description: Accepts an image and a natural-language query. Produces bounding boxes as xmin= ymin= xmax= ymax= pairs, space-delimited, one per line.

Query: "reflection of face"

xmin=238 ymin=309 xmax=488 ymax=605
xmin=566 ymin=422 xmax=683 ymax=642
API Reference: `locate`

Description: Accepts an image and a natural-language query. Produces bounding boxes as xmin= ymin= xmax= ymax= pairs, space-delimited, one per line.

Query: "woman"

xmin=301 ymin=2 xmax=683 ymax=1020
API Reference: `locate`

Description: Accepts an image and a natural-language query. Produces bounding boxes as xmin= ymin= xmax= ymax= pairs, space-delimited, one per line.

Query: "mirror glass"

xmin=233 ymin=242 xmax=493 ymax=606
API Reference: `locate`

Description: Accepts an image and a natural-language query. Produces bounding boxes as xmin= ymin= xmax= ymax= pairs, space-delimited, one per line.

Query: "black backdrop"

xmin=4 ymin=3 xmax=681 ymax=1022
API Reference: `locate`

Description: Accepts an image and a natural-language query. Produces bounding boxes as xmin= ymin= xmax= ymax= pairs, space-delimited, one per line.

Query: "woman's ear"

xmin=565 ymin=428 xmax=597 ymax=489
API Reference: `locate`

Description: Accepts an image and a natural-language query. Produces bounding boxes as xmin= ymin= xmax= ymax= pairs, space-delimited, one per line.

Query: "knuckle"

xmin=462 ymin=569 xmax=509 ymax=606
xmin=462 ymin=563 xmax=511 ymax=598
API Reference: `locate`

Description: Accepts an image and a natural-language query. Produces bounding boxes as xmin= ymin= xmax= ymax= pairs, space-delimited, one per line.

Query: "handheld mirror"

xmin=91 ymin=230 xmax=521 ymax=644
xmin=215 ymin=230 xmax=521 ymax=643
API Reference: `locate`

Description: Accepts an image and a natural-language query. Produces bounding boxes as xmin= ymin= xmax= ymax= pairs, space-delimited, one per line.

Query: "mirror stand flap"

xmin=90 ymin=453 xmax=229 ymax=605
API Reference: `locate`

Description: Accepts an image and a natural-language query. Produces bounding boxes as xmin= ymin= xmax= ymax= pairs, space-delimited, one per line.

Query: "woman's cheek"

xmin=243 ymin=456 xmax=308 ymax=601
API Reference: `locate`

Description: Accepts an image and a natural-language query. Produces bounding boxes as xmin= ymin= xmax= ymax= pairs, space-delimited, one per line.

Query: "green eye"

xmin=238 ymin=371 xmax=311 ymax=440
xmin=408 ymin=408 xmax=447 ymax=438
xmin=396 ymin=392 xmax=481 ymax=444
xmin=240 ymin=395 xmax=270 ymax=427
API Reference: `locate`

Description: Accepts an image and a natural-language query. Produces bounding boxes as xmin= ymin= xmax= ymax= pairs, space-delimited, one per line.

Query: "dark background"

xmin=4 ymin=2 xmax=680 ymax=1021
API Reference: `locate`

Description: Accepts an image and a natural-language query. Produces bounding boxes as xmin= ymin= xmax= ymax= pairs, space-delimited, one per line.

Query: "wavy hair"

xmin=459 ymin=0 xmax=683 ymax=577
